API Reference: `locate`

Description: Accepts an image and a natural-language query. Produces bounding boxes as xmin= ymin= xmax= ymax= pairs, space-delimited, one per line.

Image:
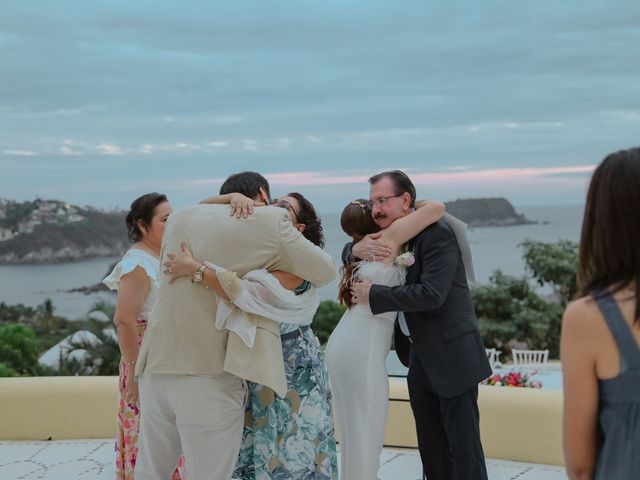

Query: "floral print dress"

xmin=234 ymin=324 xmax=338 ymax=480
xmin=220 ymin=270 xmax=337 ymax=480
xmin=104 ymin=249 xmax=185 ymax=480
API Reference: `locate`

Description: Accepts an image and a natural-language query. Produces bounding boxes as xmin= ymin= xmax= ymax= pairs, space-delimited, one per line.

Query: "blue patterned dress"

xmin=233 ymin=304 xmax=338 ymax=480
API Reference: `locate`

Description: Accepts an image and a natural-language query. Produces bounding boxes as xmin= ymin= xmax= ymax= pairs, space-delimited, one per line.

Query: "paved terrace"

xmin=0 ymin=439 xmax=566 ymax=480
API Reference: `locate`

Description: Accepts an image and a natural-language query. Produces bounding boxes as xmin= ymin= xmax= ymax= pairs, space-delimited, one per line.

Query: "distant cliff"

xmin=0 ymin=207 xmax=128 ymax=264
xmin=445 ymin=198 xmax=534 ymax=227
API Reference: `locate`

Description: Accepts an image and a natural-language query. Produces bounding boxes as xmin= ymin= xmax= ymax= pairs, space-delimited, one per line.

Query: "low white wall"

xmin=0 ymin=376 xmax=563 ymax=466
xmin=387 ymin=378 xmax=564 ymax=466
xmin=0 ymin=377 xmax=118 ymax=440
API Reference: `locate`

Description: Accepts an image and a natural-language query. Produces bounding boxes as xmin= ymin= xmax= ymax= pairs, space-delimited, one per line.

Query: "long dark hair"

xmin=125 ymin=193 xmax=168 ymax=242
xmin=338 ymin=199 xmax=380 ymax=308
xmin=577 ymin=147 xmax=640 ymax=322
xmin=286 ymin=192 xmax=324 ymax=248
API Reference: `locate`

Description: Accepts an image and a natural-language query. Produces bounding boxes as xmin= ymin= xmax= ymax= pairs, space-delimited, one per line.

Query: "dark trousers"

xmin=407 ymin=351 xmax=488 ymax=480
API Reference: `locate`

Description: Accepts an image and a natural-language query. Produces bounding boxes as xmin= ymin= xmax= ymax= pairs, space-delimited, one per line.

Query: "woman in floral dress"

xmin=103 ymin=193 xmax=184 ymax=480
xmin=164 ymin=191 xmax=338 ymax=480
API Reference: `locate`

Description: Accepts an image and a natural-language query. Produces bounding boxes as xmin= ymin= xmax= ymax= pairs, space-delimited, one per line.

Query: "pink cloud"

xmin=263 ymin=165 xmax=596 ymax=186
xmin=189 ymin=165 xmax=596 ymax=189
xmin=407 ymin=165 xmax=596 ymax=184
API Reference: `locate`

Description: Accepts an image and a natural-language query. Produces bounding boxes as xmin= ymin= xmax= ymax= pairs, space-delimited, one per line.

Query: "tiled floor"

xmin=0 ymin=439 xmax=566 ymax=479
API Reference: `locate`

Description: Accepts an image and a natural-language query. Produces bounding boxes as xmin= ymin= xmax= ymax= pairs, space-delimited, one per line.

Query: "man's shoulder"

xmin=256 ymin=205 xmax=289 ymax=219
xmin=414 ymin=219 xmax=453 ymax=241
xmin=172 ymin=204 xmax=284 ymax=223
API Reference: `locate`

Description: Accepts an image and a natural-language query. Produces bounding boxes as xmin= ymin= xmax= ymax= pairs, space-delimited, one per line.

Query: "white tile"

xmin=0 ymin=442 xmax=48 ymax=464
xmin=0 ymin=440 xmax=567 ymax=480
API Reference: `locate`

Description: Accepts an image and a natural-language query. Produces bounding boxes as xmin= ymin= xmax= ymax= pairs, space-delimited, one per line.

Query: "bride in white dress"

xmin=325 ymin=198 xmax=444 ymax=480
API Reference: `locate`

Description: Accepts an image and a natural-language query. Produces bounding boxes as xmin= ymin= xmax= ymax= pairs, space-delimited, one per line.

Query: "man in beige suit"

xmin=135 ymin=172 xmax=337 ymax=480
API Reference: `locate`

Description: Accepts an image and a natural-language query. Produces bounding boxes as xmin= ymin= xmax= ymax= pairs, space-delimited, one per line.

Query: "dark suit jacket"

xmin=344 ymin=220 xmax=491 ymax=398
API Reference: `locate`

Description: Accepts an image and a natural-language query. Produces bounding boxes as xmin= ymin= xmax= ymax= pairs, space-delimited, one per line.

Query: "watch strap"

xmin=191 ymin=263 xmax=207 ymax=284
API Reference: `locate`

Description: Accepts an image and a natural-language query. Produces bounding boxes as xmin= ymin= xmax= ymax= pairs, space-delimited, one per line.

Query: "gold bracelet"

xmin=125 ymin=359 xmax=136 ymax=366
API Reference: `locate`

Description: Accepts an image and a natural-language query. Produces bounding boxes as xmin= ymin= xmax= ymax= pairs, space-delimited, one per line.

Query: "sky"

xmin=1 ymin=0 xmax=639 ymax=212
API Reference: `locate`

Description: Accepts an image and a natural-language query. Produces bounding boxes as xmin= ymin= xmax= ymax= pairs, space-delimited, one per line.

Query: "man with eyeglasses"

xmin=344 ymin=170 xmax=491 ymax=480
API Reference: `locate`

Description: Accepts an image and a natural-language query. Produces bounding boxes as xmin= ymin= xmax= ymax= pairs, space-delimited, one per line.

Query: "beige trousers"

xmin=136 ymin=372 xmax=246 ymax=480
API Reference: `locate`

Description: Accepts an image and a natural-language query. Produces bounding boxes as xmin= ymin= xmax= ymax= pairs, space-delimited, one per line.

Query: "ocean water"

xmin=0 ymin=204 xmax=583 ymax=319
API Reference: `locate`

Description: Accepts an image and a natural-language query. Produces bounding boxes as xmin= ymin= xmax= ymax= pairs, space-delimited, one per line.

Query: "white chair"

xmin=511 ymin=349 xmax=549 ymax=371
xmin=485 ymin=348 xmax=501 ymax=369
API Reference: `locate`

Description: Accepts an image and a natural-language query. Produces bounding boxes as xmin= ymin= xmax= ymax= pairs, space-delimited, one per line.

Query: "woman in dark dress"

xmin=561 ymin=147 xmax=640 ymax=479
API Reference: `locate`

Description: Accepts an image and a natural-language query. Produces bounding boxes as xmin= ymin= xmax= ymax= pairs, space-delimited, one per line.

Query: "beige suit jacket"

xmin=136 ymin=204 xmax=336 ymax=397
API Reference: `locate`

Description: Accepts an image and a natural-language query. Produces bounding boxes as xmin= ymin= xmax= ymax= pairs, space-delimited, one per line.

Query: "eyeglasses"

xmin=366 ymin=193 xmax=403 ymax=209
xmin=274 ymin=199 xmax=300 ymax=223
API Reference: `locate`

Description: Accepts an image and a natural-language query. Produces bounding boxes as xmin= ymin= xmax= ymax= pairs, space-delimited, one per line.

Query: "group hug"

xmin=104 ymin=147 xmax=640 ymax=480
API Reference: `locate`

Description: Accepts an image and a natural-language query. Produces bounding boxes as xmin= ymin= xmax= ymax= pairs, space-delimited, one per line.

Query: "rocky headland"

xmin=445 ymin=198 xmax=534 ymax=227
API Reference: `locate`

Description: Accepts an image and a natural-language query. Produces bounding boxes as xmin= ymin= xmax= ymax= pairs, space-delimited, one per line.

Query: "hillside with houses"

xmin=0 ymin=199 xmax=128 ymax=264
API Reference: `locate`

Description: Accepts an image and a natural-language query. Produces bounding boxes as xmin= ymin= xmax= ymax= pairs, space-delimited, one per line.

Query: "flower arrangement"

xmin=394 ymin=251 xmax=415 ymax=267
xmin=482 ymin=370 xmax=543 ymax=388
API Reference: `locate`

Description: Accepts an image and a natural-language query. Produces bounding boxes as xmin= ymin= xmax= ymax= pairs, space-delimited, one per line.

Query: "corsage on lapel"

xmin=394 ymin=250 xmax=415 ymax=267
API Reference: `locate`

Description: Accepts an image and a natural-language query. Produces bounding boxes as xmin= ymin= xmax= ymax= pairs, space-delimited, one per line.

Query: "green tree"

xmin=312 ymin=300 xmax=346 ymax=345
xmin=473 ymin=271 xmax=564 ymax=358
xmin=520 ymin=239 xmax=578 ymax=306
xmin=0 ymin=362 xmax=18 ymax=377
xmin=472 ymin=237 xmax=579 ymax=360
xmin=0 ymin=324 xmax=41 ymax=376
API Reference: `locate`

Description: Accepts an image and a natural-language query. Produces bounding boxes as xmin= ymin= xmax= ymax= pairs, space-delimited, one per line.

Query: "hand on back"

xmin=352 ymin=232 xmax=392 ymax=262
xmin=229 ymin=193 xmax=266 ymax=218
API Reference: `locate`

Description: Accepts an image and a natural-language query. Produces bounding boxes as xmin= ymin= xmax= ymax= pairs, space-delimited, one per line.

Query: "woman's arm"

xmin=113 ymin=268 xmax=150 ymax=364
xmin=561 ymin=300 xmax=599 ymax=480
xmin=164 ymin=242 xmax=305 ymax=295
xmin=382 ymin=200 xmax=445 ymax=247
xmin=164 ymin=242 xmax=228 ymax=297
xmin=163 ymin=243 xmax=317 ymax=327
xmin=113 ymin=267 xmax=150 ymax=404
xmin=270 ymin=271 xmax=304 ymax=291
xmin=199 ymin=192 xmax=265 ymax=218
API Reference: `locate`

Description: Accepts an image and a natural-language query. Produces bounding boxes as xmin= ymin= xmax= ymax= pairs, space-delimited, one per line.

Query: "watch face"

xmin=195 ymin=272 xmax=203 ymax=281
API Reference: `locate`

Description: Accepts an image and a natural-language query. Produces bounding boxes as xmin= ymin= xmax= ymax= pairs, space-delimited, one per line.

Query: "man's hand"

xmin=351 ymin=279 xmax=372 ymax=305
xmin=351 ymin=232 xmax=392 ymax=261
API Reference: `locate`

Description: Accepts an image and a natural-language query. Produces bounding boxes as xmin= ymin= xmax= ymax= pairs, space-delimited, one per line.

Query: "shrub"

xmin=0 ymin=324 xmax=41 ymax=376
xmin=312 ymin=300 xmax=346 ymax=345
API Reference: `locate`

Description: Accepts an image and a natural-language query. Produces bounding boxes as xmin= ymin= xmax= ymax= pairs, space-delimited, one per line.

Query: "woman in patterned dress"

xmin=164 ymin=192 xmax=338 ymax=480
xmin=103 ymin=193 xmax=184 ymax=480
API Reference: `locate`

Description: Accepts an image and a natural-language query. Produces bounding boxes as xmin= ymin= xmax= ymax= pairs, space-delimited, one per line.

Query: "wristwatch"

xmin=191 ymin=264 xmax=207 ymax=284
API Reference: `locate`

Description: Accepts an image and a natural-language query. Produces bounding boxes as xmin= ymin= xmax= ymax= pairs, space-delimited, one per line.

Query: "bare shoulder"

xmin=564 ymin=297 xmax=593 ymax=325
xmin=563 ymin=296 xmax=607 ymax=339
